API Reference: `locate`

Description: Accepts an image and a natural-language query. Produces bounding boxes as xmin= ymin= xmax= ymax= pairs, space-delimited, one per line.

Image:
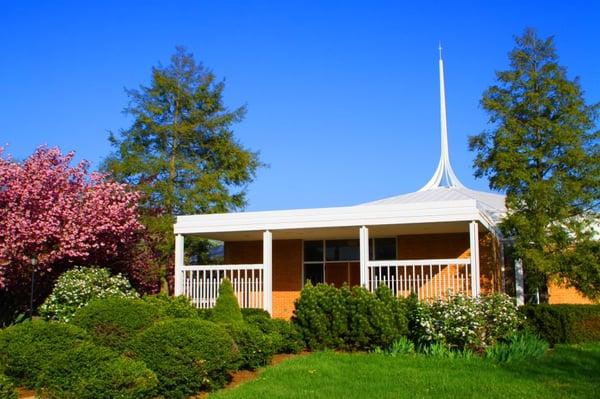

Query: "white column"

xmin=359 ymin=226 xmax=369 ymax=288
xmin=263 ymin=230 xmax=273 ymax=315
xmin=469 ymin=221 xmax=480 ymax=297
xmin=499 ymin=241 xmax=506 ymax=293
xmin=174 ymin=234 xmax=184 ymax=296
xmin=515 ymin=258 xmax=525 ymax=306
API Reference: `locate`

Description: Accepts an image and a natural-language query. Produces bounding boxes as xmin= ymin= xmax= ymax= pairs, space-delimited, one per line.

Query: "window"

xmin=303 ymin=240 xmax=323 ymax=261
xmin=372 ymin=237 xmax=396 ymax=260
xmin=325 ymin=239 xmax=360 ymax=261
xmin=303 ymin=263 xmax=324 ymax=285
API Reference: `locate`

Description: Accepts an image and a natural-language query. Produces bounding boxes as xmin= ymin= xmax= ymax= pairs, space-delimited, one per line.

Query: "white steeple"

xmin=419 ymin=44 xmax=465 ymax=191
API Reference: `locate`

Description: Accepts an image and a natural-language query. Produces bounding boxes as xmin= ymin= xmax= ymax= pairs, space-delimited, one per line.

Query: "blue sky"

xmin=1 ymin=1 xmax=599 ymax=211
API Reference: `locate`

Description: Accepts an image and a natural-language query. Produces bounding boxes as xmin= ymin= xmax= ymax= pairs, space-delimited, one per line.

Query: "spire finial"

xmin=419 ymin=46 xmax=465 ymax=191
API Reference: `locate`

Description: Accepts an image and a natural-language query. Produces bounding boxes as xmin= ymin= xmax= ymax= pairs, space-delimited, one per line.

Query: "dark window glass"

xmin=304 ymin=240 xmax=323 ymax=262
xmin=304 ymin=263 xmax=324 ymax=285
xmin=374 ymin=237 xmax=396 ymax=260
xmin=325 ymin=239 xmax=360 ymax=261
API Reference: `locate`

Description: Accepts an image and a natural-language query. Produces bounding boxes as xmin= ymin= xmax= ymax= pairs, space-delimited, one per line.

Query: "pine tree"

xmin=469 ymin=29 xmax=600 ymax=300
xmin=103 ymin=47 xmax=262 ymax=292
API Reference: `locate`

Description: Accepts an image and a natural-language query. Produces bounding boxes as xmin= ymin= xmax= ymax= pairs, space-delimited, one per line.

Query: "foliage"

xmin=413 ymin=293 xmax=521 ymax=351
xmin=241 ymin=307 xmax=271 ymax=320
xmin=223 ymin=322 xmax=275 ymax=370
xmin=0 ymin=320 xmax=90 ymax=388
xmin=141 ymin=293 xmax=198 ymax=319
xmin=373 ymin=337 xmax=415 ymax=356
xmin=103 ymin=47 xmax=262 ymax=287
xmin=71 ymin=297 xmax=161 ymax=351
xmin=36 ymin=342 xmax=157 ymax=399
xmin=212 ymin=278 xmax=244 ymax=324
xmin=469 ymin=28 xmax=600 ymax=298
xmin=245 ymin=315 xmax=305 ymax=354
xmin=39 ymin=267 xmax=138 ymax=322
xmin=130 ymin=318 xmax=240 ymax=398
xmin=0 ymin=374 xmax=17 ymax=399
xmin=292 ymin=283 xmax=408 ymax=351
xmin=0 ymin=146 xmax=142 ymax=320
xmin=521 ymin=304 xmax=600 ymax=345
xmin=485 ymin=331 xmax=549 ymax=363
xmin=418 ymin=342 xmax=476 ymax=359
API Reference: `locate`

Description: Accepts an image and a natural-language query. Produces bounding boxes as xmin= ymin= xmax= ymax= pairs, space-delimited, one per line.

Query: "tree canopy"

xmin=469 ymin=29 xmax=600 ymax=300
xmin=103 ymin=47 xmax=262 ymax=290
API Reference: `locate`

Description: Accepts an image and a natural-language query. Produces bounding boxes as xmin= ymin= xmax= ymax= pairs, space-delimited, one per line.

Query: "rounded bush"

xmin=37 ymin=342 xmax=157 ymax=399
xmin=245 ymin=315 xmax=304 ymax=354
xmin=0 ymin=374 xmax=17 ymax=399
xmin=130 ymin=318 xmax=240 ymax=398
xmin=224 ymin=322 xmax=275 ymax=370
xmin=0 ymin=320 xmax=90 ymax=387
xmin=71 ymin=297 xmax=161 ymax=351
xmin=39 ymin=266 xmax=138 ymax=322
xmin=141 ymin=294 xmax=198 ymax=319
xmin=241 ymin=307 xmax=271 ymax=320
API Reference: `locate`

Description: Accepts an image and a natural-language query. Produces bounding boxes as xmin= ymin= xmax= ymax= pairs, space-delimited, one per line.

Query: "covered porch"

xmin=174 ymin=199 xmax=503 ymax=318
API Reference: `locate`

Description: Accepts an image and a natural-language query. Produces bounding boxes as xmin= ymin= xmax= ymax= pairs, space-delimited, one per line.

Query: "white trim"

xmin=174 ymin=234 xmax=184 ymax=296
xmin=360 ymin=226 xmax=369 ymax=287
xmin=175 ymin=200 xmax=490 ymax=235
xmin=368 ymin=258 xmax=470 ymax=267
xmin=263 ymin=230 xmax=273 ymax=315
xmin=515 ymin=258 xmax=525 ymax=306
xmin=469 ymin=221 xmax=480 ymax=297
xmin=182 ymin=264 xmax=263 ymax=271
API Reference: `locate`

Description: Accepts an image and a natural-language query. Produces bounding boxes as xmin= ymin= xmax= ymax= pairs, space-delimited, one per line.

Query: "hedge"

xmin=130 ymin=318 xmax=240 ymax=398
xmin=36 ymin=342 xmax=157 ymax=399
xmin=223 ymin=322 xmax=276 ymax=370
xmin=521 ymin=304 xmax=600 ymax=345
xmin=71 ymin=297 xmax=162 ymax=351
xmin=0 ymin=320 xmax=90 ymax=388
xmin=0 ymin=374 xmax=17 ymax=399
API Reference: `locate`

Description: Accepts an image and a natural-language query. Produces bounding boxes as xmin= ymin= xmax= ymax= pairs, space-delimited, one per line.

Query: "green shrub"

xmin=245 ymin=315 xmax=304 ymax=354
xmin=0 ymin=320 xmax=90 ymax=388
xmin=418 ymin=342 xmax=477 ymax=359
xmin=142 ymin=294 xmax=198 ymax=319
xmin=241 ymin=307 xmax=271 ymax=320
xmin=521 ymin=304 xmax=600 ymax=345
xmin=0 ymin=374 xmax=17 ymax=399
xmin=480 ymin=293 xmax=522 ymax=344
xmin=39 ymin=266 xmax=138 ymax=322
xmin=71 ymin=297 xmax=161 ymax=351
xmin=387 ymin=337 xmax=415 ymax=356
xmin=224 ymin=322 xmax=275 ymax=370
xmin=130 ymin=318 xmax=240 ymax=398
xmin=197 ymin=308 xmax=214 ymax=320
xmin=292 ymin=283 xmax=408 ymax=351
xmin=211 ymin=279 xmax=244 ymax=324
xmin=485 ymin=331 xmax=549 ymax=363
xmin=37 ymin=342 xmax=157 ymax=399
xmin=292 ymin=282 xmax=349 ymax=350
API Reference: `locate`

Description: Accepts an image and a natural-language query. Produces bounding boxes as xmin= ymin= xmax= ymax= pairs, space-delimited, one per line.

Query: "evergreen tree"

xmin=469 ymin=29 xmax=600 ymax=300
xmin=104 ymin=47 xmax=262 ymax=291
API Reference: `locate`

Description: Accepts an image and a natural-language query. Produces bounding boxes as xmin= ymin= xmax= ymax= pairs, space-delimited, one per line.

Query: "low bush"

xmin=211 ymin=279 xmax=244 ymax=324
xmin=197 ymin=308 xmax=214 ymax=320
xmin=130 ymin=318 xmax=240 ymax=398
xmin=39 ymin=266 xmax=138 ymax=322
xmin=292 ymin=283 xmax=408 ymax=351
xmin=71 ymin=297 xmax=161 ymax=351
xmin=244 ymin=315 xmax=304 ymax=354
xmin=373 ymin=337 xmax=415 ymax=356
xmin=223 ymin=322 xmax=276 ymax=370
xmin=141 ymin=294 xmax=198 ymax=319
xmin=0 ymin=320 xmax=90 ymax=388
xmin=413 ymin=293 xmax=521 ymax=351
xmin=0 ymin=374 xmax=17 ymax=399
xmin=485 ymin=331 xmax=549 ymax=363
xmin=36 ymin=342 xmax=157 ymax=399
xmin=521 ymin=304 xmax=600 ymax=345
xmin=241 ymin=307 xmax=271 ymax=320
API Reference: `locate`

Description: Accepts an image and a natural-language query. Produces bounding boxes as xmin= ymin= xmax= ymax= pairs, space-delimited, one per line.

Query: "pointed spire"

xmin=419 ymin=44 xmax=465 ymax=191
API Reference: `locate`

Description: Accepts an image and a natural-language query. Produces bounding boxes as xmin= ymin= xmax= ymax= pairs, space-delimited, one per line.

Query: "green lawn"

xmin=210 ymin=344 xmax=600 ymax=399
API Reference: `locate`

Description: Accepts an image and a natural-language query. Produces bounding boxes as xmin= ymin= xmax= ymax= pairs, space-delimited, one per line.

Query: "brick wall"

xmin=224 ymin=239 xmax=302 ymax=319
xmin=548 ymin=279 xmax=594 ymax=304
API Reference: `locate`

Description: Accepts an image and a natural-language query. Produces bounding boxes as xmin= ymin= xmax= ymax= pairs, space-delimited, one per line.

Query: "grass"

xmin=210 ymin=343 xmax=600 ymax=399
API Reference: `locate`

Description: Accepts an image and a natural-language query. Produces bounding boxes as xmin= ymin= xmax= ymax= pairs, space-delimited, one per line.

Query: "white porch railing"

xmin=181 ymin=264 xmax=264 ymax=309
xmin=367 ymin=258 xmax=472 ymax=300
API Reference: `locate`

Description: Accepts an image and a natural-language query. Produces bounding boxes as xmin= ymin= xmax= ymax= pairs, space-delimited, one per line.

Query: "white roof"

xmin=361 ymin=186 xmax=506 ymax=224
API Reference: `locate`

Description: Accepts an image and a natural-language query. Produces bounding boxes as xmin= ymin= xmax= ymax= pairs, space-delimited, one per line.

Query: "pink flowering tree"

xmin=0 ymin=146 xmax=147 ymax=320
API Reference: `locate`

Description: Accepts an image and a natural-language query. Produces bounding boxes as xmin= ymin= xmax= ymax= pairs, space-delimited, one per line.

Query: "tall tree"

xmin=469 ymin=29 xmax=600 ymax=300
xmin=103 ymin=47 xmax=261 ymax=292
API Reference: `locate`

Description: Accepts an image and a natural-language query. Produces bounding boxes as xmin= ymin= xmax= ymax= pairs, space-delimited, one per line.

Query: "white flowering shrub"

xmin=414 ymin=292 xmax=521 ymax=351
xmin=39 ymin=267 xmax=138 ymax=322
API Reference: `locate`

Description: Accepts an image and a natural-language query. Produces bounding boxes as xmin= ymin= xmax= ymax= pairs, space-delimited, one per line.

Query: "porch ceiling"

xmin=184 ymin=221 xmax=473 ymax=242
